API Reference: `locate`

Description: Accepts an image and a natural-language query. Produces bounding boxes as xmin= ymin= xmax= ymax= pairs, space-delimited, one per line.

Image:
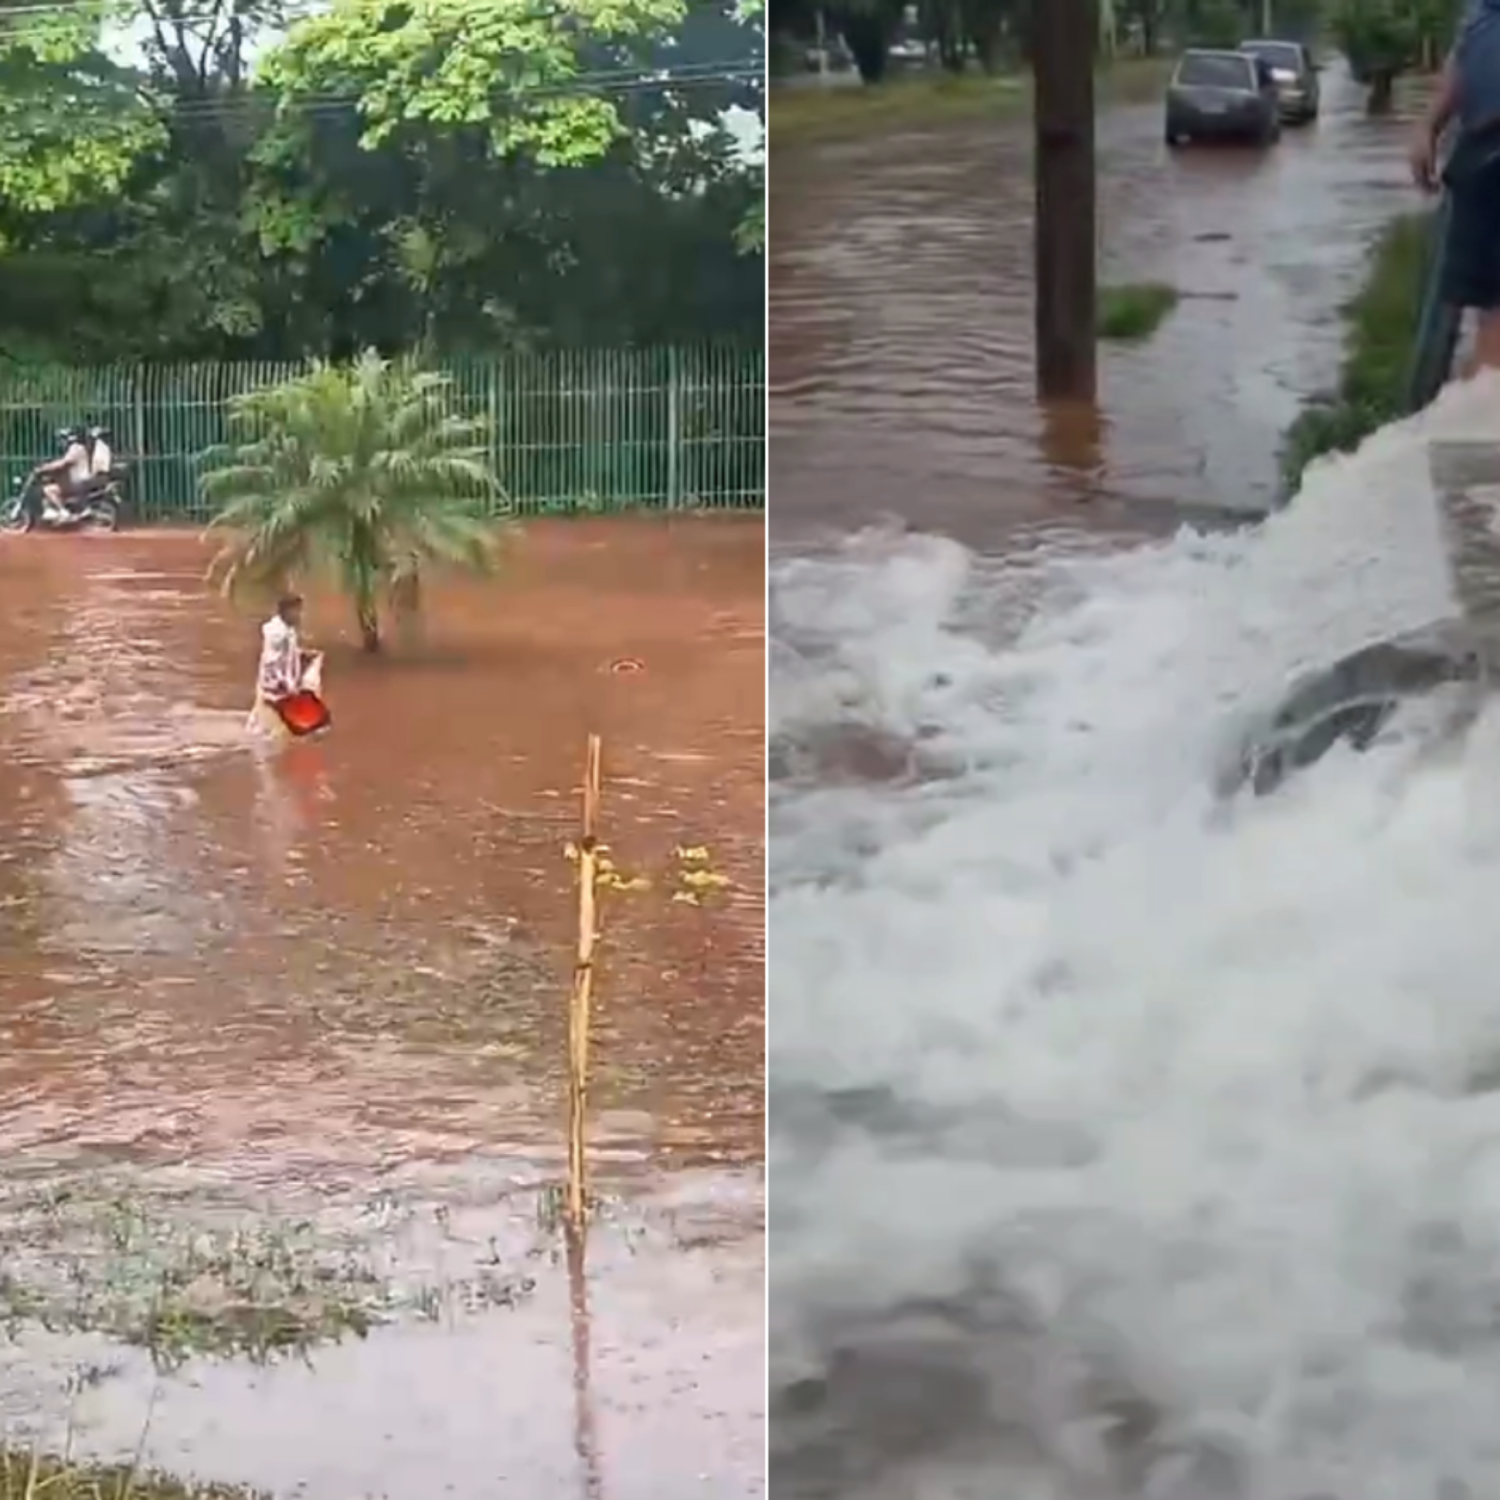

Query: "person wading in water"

xmin=249 ymin=592 xmax=325 ymax=736
xmin=1411 ymin=0 xmax=1500 ymax=377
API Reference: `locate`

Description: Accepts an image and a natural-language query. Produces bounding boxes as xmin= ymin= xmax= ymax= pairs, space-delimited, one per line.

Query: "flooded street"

xmin=771 ymin=61 xmax=1418 ymax=544
xmin=0 ymin=519 xmax=765 ymax=1498
xmin=765 ymin=62 xmax=1500 ymax=1500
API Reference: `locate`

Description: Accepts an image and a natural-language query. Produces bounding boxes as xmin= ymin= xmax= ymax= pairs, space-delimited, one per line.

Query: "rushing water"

xmin=768 ymin=370 xmax=1500 ymax=1500
xmin=766 ymin=46 xmax=1500 ymax=1500
xmin=0 ymin=519 xmax=765 ymax=1498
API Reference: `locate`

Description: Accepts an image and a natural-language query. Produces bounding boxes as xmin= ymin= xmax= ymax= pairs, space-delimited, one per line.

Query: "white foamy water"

xmin=769 ymin=376 xmax=1500 ymax=1500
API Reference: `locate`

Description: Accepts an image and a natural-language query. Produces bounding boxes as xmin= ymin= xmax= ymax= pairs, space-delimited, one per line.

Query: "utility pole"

xmin=1033 ymin=0 xmax=1097 ymax=401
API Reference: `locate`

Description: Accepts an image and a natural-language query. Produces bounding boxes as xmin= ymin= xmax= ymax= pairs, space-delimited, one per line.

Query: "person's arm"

xmin=1425 ymin=50 xmax=1461 ymax=143
xmin=1411 ymin=48 xmax=1463 ymax=189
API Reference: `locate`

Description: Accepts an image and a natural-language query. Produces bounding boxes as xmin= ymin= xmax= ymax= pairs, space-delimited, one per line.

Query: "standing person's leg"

xmin=1442 ymin=145 xmax=1500 ymax=376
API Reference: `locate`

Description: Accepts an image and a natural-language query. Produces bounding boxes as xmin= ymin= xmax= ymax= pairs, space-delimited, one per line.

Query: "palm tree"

xmin=201 ymin=349 xmax=506 ymax=653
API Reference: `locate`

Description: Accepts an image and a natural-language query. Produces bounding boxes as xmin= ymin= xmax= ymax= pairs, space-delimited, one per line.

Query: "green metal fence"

xmin=0 ymin=346 xmax=765 ymax=520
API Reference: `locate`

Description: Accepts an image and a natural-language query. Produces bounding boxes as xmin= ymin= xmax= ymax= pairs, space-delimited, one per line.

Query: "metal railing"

xmin=0 ymin=346 xmax=765 ymax=520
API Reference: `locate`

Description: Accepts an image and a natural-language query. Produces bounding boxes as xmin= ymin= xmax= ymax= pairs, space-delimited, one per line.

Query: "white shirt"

xmin=90 ymin=439 xmax=112 ymax=476
xmin=258 ymin=615 xmax=300 ymax=700
xmin=62 ymin=442 xmax=90 ymax=484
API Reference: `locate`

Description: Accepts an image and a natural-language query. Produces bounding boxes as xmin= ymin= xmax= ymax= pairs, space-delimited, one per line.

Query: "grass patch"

xmin=0 ymin=1179 xmax=535 ymax=1371
xmin=1281 ymin=210 xmax=1434 ymax=492
xmin=1098 ymin=281 xmax=1179 ymax=343
xmin=0 ymin=1449 xmax=264 ymax=1500
xmin=769 ymin=57 xmax=1173 ymax=147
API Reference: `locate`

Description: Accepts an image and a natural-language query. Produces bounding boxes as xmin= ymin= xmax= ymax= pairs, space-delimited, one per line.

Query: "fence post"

xmin=666 ymin=346 xmax=681 ymax=509
xmin=132 ymin=368 xmax=145 ymax=510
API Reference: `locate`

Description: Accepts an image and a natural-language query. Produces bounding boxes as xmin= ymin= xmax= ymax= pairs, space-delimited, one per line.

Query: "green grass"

xmin=0 ymin=1179 xmax=535 ymax=1371
xmin=0 ymin=1448 xmax=264 ymax=1500
xmin=1281 ymin=210 xmax=1434 ymax=491
xmin=769 ymin=56 xmax=1174 ymax=147
xmin=1098 ymin=281 xmax=1180 ymax=343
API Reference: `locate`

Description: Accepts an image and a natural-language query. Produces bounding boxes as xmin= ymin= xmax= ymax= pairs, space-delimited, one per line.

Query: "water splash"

xmin=769 ymin=375 xmax=1500 ymax=1499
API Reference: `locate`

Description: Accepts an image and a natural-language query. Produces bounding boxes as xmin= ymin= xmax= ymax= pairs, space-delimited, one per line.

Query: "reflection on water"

xmin=0 ymin=518 xmax=765 ymax=1497
xmin=770 ymin=62 xmax=1418 ymax=547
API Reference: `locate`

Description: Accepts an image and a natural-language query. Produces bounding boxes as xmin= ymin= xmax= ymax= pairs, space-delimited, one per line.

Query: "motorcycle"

xmin=1 ymin=464 xmax=128 ymax=535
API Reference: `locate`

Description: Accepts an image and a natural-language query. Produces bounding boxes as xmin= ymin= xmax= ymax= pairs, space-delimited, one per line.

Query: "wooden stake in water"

xmin=567 ymin=733 xmax=602 ymax=1224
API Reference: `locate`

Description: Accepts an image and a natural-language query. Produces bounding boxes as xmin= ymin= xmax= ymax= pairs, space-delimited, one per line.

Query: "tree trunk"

xmin=356 ymin=598 xmax=381 ymax=653
xmin=842 ymin=13 xmax=890 ymax=82
xmin=968 ymin=21 xmax=1003 ymax=73
xmin=1368 ymin=70 xmax=1396 ymax=114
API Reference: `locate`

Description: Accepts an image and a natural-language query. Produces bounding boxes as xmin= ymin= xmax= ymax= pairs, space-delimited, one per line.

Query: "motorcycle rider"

xmin=34 ymin=426 xmax=95 ymax=519
xmin=87 ymin=426 xmax=114 ymax=482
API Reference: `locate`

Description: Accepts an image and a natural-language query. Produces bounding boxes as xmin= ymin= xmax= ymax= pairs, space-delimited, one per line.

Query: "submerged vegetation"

xmin=0 ymin=1177 xmax=534 ymax=1372
xmin=1281 ymin=210 xmax=1433 ymax=489
xmin=1098 ymin=281 xmax=1180 ymax=343
xmin=0 ymin=1450 xmax=264 ymax=1500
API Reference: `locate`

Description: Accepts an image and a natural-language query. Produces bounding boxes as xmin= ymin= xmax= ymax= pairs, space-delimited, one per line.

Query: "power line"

xmin=0 ymin=59 xmax=764 ymax=129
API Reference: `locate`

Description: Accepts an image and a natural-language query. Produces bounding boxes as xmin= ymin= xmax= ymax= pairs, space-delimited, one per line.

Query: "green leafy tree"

xmin=257 ymin=0 xmax=687 ymax=164
xmin=201 ymin=351 xmax=505 ymax=653
xmin=0 ymin=1 xmax=164 ymax=218
xmin=1332 ymin=0 xmax=1459 ymax=112
xmin=1183 ymin=0 xmax=1245 ymax=46
xmin=0 ymin=0 xmax=761 ymax=361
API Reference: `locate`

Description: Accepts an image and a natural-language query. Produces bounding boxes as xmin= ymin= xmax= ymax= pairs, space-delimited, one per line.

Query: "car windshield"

xmin=1243 ymin=41 xmax=1302 ymax=71
xmin=1176 ymin=53 xmax=1254 ymax=88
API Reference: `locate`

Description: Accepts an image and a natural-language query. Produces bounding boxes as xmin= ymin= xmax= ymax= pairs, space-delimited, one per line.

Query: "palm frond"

xmin=197 ymin=349 xmax=509 ymax=631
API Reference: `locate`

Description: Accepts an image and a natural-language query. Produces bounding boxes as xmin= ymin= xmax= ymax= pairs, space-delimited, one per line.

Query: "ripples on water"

xmin=770 ymin=64 xmax=1414 ymax=546
xmin=769 ymin=376 xmax=1500 ymax=1498
xmin=0 ymin=522 xmax=765 ymax=1499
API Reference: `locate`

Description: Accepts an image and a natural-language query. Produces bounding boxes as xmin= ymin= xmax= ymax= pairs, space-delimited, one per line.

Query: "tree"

xmin=247 ymin=0 xmax=760 ymax=347
xmin=257 ymin=0 xmax=688 ymax=165
xmin=201 ymin=351 xmax=504 ymax=653
xmin=1330 ymin=0 xmax=1458 ymax=112
xmin=0 ymin=0 xmax=761 ymax=362
xmin=823 ymin=0 xmax=906 ymax=81
xmin=0 ymin=1 xmax=164 ymax=217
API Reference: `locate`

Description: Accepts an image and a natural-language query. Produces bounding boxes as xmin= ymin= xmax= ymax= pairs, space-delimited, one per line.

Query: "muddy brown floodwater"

xmin=0 ymin=517 xmax=765 ymax=1499
xmin=768 ymin=61 xmax=1441 ymax=1500
xmin=771 ymin=62 xmax=1420 ymax=550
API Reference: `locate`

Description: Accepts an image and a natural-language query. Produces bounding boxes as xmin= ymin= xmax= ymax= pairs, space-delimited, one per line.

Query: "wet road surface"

xmin=767 ymin=61 xmax=1450 ymax=1500
xmin=770 ymin=61 xmax=1421 ymax=546
xmin=0 ymin=518 xmax=765 ymax=1498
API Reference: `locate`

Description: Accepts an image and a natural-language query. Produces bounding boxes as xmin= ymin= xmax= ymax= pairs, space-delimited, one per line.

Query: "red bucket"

xmin=274 ymin=690 xmax=331 ymax=737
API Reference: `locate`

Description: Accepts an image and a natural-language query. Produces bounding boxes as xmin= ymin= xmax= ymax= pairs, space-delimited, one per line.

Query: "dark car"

xmin=1239 ymin=37 xmax=1320 ymax=122
xmin=1164 ymin=48 xmax=1281 ymax=147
